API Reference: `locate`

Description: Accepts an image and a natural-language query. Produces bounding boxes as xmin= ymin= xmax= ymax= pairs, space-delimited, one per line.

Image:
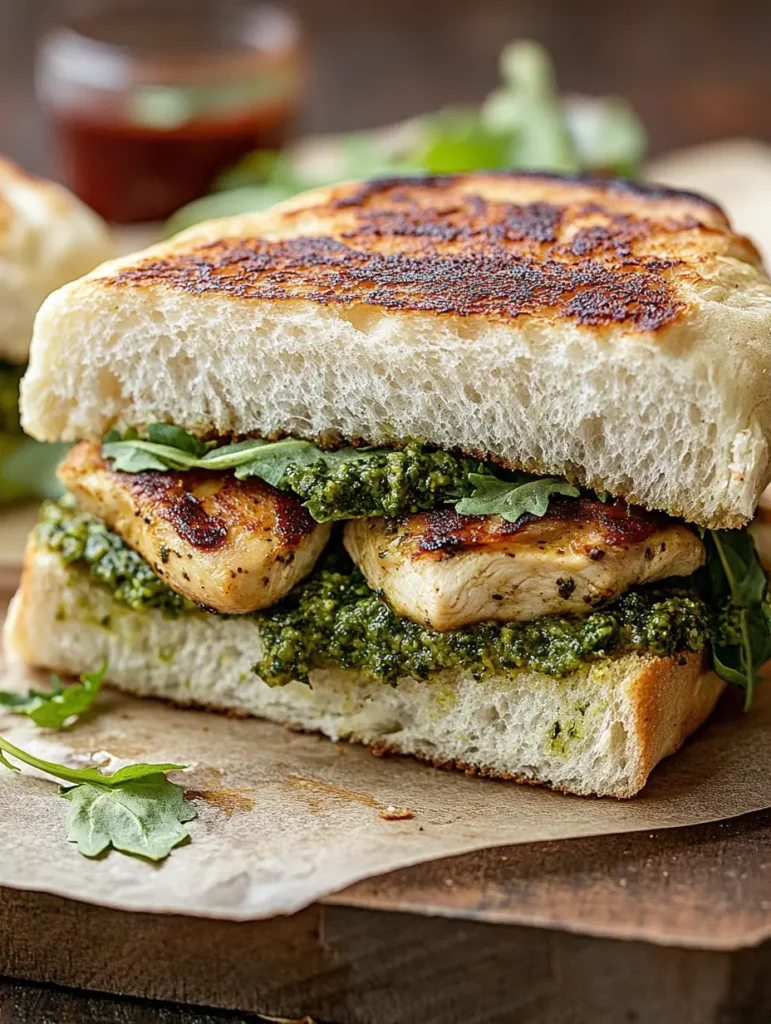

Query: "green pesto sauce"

xmin=37 ymin=499 xmax=714 ymax=686
xmin=254 ymin=554 xmax=709 ymax=685
xmin=37 ymin=498 xmax=195 ymax=615
xmin=278 ymin=443 xmax=484 ymax=521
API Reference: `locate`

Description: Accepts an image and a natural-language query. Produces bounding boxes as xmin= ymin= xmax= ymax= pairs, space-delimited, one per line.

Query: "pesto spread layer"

xmin=37 ymin=498 xmax=714 ymax=685
xmin=277 ymin=444 xmax=483 ymax=521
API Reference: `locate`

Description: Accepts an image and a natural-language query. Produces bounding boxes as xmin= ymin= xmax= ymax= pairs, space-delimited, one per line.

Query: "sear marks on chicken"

xmin=344 ymin=497 xmax=705 ymax=631
xmin=58 ymin=442 xmax=331 ymax=614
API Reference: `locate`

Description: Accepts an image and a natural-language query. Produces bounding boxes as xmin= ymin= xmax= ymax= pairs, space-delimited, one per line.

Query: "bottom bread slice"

xmin=5 ymin=541 xmax=726 ymax=798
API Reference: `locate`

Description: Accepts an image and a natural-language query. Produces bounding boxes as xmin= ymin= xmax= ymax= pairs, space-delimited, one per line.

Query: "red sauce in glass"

xmin=53 ymin=104 xmax=291 ymax=224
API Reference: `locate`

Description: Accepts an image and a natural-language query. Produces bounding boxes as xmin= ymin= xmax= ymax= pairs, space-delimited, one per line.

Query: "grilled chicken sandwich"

xmin=8 ymin=172 xmax=771 ymax=797
xmin=0 ymin=156 xmax=111 ymax=500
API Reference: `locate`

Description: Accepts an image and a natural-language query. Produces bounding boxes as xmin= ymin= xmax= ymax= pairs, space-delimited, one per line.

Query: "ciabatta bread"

xmin=20 ymin=172 xmax=771 ymax=528
xmin=0 ymin=156 xmax=112 ymax=363
xmin=5 ymin=539 xmax=725 ymax=798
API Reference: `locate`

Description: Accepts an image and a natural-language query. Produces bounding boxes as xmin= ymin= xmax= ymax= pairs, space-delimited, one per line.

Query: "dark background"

xmin=2 ymin=0 xmax=771 ymax=177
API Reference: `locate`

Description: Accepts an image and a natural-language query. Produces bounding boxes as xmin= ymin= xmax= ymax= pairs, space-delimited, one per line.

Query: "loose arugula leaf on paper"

xmin=0 ymin=661 xmax=107 ymax=729
xmin=62 ymin=773 xmax=195 ymax=860
xmin=0 ymin=735 xmax=195 ymax=861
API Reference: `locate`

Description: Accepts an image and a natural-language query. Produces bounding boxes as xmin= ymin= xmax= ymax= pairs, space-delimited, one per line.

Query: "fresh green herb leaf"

xmin=165 ymin=184 xmax=298 ymax=236
xmin=0 ymin=735 xmax=184 ymax=787
xmin=215 ymin=439 xmax=328 ymax=484
xmin=102 ymin=443 xmax=171 ymax=473
xmin=481 ymin=41 xmax=579 ymax=172
xmin=102 ymin=430 xmax=376 ymax=490
xmin=146 ymin=423 xmax=209 ymax=457
xmin=102 ymin=439 xmax=201 ymax=473
xmin=0 ymin=735 xmax=194 ymax=861
xmin=213 ymin=148 xmax=298 ymax=193
xmin=707 ymin=530 xmax=771 ymax=709
xmin=456 ymin=473 xmax=580 ymax=522
xmin=0 ymin=661 xmax=107 ymax=729
xmin=62 ymin=773 xmax=196 ymax=861
xmin=408 ymin=108 xmax=512 ymax=175
xmin=564 ymin=95 xmax=646 ymax=177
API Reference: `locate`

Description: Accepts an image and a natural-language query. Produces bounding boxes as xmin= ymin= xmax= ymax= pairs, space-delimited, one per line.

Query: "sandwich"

xmin=8 ymin=172 xmax=771 ymax=797
xmin=0 ymin=156 xmax=112 ymax=500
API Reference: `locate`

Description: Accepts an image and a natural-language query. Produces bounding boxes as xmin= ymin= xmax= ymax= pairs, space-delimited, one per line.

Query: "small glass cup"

xmin=37 ymin=0 xmax=304 ymax=223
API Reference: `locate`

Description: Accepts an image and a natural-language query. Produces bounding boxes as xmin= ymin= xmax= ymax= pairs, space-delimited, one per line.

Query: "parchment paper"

xmin=1 ymin=653 xmax=771 ymax=921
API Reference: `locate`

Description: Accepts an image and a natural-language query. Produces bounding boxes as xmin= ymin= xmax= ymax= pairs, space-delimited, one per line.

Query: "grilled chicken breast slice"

xmin=344 ymin=498 xmax=705 ymax=631
xmin=58 ymin=442 xmax=331 ymax=614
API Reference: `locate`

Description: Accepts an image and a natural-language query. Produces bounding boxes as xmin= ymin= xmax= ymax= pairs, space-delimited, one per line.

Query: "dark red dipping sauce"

xmin=37 ymin=0 xmax=304 ymax=223
xmin=53 ymin=105 xmax=291 ymax=224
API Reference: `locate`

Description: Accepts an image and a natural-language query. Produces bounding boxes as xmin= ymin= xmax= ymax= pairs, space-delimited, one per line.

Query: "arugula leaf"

xmin=564 ymin=95 xmax=646 ymax=177
xmin=166 ymin=184 xmax=298 ymax=236
xmin=103 ymin=430 xmax=371 ymax=486
xmin=707 ymin=530 xmax=771 ymax=709
xmin=62 ymin=773 xmax=196 ymax=861
xmin=408 ymin=109 xmax=512 ymax=175
xmin=456 ymin=473 xmax=580 ymax=522
xmin=0 ymin=735 xmax=194 ymax=861
xmin=208 ymin=439 xmax=327 ymax=483
xmin=0 ymin=661 xmax=107 ymax=729
xmin=102 ymin=439 xmax=201 ymax=473
xmin=0 ymin=735 xmax=185 ymax=787
xmin=481 ymin=41 xmax=579 ymax=172
xmin=147 ymin=423 xmax=209 ymax=457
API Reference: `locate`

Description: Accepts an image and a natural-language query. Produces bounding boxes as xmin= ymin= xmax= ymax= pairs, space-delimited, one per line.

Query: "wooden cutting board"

xmin=2 ymin=810 xmax=771 ymax=1023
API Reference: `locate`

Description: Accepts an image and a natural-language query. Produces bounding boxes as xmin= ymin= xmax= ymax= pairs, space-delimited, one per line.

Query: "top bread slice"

xmin=0 ymin=156 xmax=113 ymax=364
xmin=20 ymin=171 xmax=771 ymax=528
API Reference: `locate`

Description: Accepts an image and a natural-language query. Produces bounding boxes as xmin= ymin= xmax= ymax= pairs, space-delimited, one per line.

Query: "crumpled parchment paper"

xmin=1 ymin=653 xmax=770 ymax=921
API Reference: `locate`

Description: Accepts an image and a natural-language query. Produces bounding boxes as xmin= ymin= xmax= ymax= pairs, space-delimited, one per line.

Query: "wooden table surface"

xmin=3 ymin=808 xmax=771 ymax=1023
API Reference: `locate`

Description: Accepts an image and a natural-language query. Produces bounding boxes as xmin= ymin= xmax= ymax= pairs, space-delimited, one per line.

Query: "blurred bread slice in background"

xmin=0 ymin=156 xmax=113 ymax=363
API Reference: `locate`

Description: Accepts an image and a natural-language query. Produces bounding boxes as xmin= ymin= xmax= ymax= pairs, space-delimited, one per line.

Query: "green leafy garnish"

xmin=480 ymin=40 xmax=579 ymax=171
xmin=706 ymin=530 xmax=771 ymax=709
xmin=408 ymin=108 xmax=512 ymax=175
xmin=456 ymin=473 xmax=580 ymax=522
xmin=103 ymin=431 xmax=360 ymax=489
xmin=0 ymin=661 xmax=107 ymax=729
xmin=102 ymin=427 xmax=581 ymax=525
xmin=0 ymin=735 xmax=195 ymax=861
xmin=147 ymin=423 xmax=209 ymax=456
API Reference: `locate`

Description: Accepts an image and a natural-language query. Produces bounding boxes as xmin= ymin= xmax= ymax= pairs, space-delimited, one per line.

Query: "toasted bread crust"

xmin=104 ymin=172 xmax=758 ymax=335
